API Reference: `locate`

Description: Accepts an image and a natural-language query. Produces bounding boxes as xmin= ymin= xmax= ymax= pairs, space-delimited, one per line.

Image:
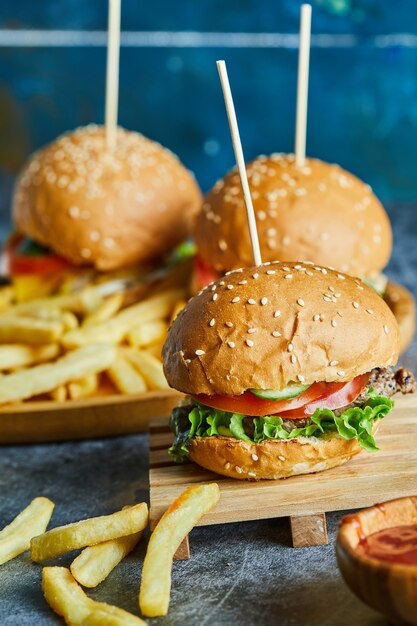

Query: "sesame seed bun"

xmin=13 ymin=125 xmax=202 ymax=270
xmin=188 ymin=422 xmax=380 ymax=480
xmin=163 ymin=262 xmax=399 ymax=396
xmin=195 ymin=155 xmax=392 ymax=279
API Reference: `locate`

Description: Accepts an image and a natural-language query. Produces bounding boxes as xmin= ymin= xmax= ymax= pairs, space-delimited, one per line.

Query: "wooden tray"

xmin=0 ymin=389 xmax=182 ymax=444
xmin=149 ymin=394 xmax=417 ymax=557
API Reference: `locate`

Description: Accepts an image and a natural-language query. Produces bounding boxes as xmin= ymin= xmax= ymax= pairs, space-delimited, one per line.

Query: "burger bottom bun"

xmin=385 ymin=281 xmax=416 ymax=353
xmin=188 ymin=424 xmax=380 ymax=480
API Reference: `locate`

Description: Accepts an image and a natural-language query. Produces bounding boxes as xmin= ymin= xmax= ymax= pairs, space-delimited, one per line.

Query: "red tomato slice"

xmin=3 ymin=234 xmax=71 ymax=276
xmin=195 ymin=256 xmax=219 ymax=289
xmin=278 ymin=373 xmax=371 ymax=418
xmin=194 ymin=382 xmax=329 ymax=417
xmin=194 ymin=373 xmax=371 ymax=418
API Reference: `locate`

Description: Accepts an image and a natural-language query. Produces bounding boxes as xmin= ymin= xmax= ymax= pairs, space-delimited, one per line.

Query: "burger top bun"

xmin=13 ymin=125 xmax=202 ymax=271
xmin=163 ymin=261 xmax=399 ymax=396
xmin=195 ymin=154 xmax=392 ymax=279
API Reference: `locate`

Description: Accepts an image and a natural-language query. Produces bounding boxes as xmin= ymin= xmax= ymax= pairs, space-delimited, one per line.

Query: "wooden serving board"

xmin=149 ymin=394 xmax=417 ymax=556
xmin=0 ymin=389 xmax=183 ymax=444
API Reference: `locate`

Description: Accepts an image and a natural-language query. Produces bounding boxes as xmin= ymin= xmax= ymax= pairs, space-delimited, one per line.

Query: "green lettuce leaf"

xmin=168 ymin=390 xmax=394 ymax=462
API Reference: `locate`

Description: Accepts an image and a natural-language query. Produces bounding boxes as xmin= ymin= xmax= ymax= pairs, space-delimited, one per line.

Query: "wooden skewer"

xmin=295 ymin=4 xmax=312 ymax=168
xmin=216 ymin=60 xmax=262 ymax=267
xmin=105 ymin=0 xmax=121 ymax=149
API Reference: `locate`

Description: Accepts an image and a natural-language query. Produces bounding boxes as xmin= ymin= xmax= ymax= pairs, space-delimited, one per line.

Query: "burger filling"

xmin=169 ymin=367 xmax=415 ymax=462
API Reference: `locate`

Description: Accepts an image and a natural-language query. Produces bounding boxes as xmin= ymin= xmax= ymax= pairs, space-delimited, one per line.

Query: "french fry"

xmin=82 ymin=293 xmax=124 ymax=328
xmin=42 ymin=567 xmax=147 ymax=626
xmin=0 ymin=497 xmax=54 ymax=565
xmin=68 ymin=374 xmax=99 ymax=400
xmin=71 ymin=529 xmax=142 ymax=588
xmin=170 ymin=299 xmax=186 ymax=323
xmin=31 ymin=502 xmax=148 ymax=562
xmin=62 ymin=311 xmax=79 ymax=331
xmin=62 ymin=290 xmax=183 ymax=349
xmin=123 ymin=348 xmax=169 ymax=390
xmin=0 ymin=343 xmax=116 ymax=405
xmin=0 ymin=284 xmax=14 ymax=312
xmin=49 ymin=386 xmax=67 ymax=402
xmin=107 ymin=358 xmax=147 ymax=394
xmin=143 ymin=340 xmax=164 ymax=360
xmin=3 ymin=292 xmax=86 ymax=316
xmin=139 ymin=484 xmax=220 ymax=617
xmin=0 ymin=317 xmax=64 ymax=344
xmin=126 ymin=320 xmax=167 ymax=349
xmin=0 ymin=343 xmax=59 ymax=371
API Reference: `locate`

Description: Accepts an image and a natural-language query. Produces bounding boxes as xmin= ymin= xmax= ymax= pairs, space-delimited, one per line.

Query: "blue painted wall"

xmin=1 ymin=0 xmax=417 ymax=229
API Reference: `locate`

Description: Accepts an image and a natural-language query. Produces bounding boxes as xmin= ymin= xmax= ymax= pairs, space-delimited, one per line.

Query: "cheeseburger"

xmin=5 ymin=124 xmax=201 ymax=292
xmin=164 ymin=262 xmax=415 ymax=480
xmin=194 ymin=155 xmax=415 ymax=351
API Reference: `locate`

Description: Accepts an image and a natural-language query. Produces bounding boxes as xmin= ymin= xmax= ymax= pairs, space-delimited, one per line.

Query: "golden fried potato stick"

xmin=42 ymin=567 xmax=147 ymax=626
xmin=0 ymin=497 xmax=54 ymax=565
xmin=127 ymin=320 xmax=168 ymax=349
xmin=0 ymin=317 xmax=64 ymax=344
xmin=49 ymin=386 xmax=68 ymax=402
xmin=139 ymin=484 xmax=220 ymax=617
xmin=62 ymin=289 xmax=183 ymax=349
xmin=107 ymin=358 xmax=147 ymax=394
xmin=0 ymin=343 xmax=59 ymax=371
xmin=82 ymin=293 xmax=124 ymax=328
xmin=68 ymin=374 xmax=99 ymax=400
xmin=170 ymin=299 xmax=186 ymax=323
xmin=123 ymin=348 xmax=169 ymax=390
xmin=0 ymin=343 xmax=116 ymax=405
xmin=31 ymin=502 xmax=148 ymax=562
xmin=71 ymin=530 xmax=143 ymax=588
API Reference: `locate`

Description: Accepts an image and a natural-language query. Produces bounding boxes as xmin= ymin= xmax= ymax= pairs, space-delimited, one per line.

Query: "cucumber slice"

xmin=250 ymin=384 xmax=310 ymax=401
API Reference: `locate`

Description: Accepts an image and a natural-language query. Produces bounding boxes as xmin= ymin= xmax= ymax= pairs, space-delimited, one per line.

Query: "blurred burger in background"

xmin=3 ymin=124 xmax=201 ymax=303
xmin=194 ymin=154 xmax=415 ymax=351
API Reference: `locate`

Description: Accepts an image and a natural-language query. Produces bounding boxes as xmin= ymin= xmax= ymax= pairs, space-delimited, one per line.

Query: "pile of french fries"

xmin=0 ymin=273 xmax=187 ymax=405
xmin=0 ymin=483 xmax=220 ymax=625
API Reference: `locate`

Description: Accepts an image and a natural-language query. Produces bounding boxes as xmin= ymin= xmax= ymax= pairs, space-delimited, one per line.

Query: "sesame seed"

xmin=89 ymin=230 xmax=100 ymax=242
xmin=366 ymin=309 xmax=374 ymax=315
xmin=238 ymin=280 xmax=248 ymax=285
xmin=235 ymin=466 xmax=243 ymax=474
xmin=261 ymin=297 xmax=268 ymax=306
xmin=246 ymin=339 xmax=254 ymax=347
xmin=282 ymin=266 xmax=291 ymax=271
xmin=252 ymin=454 xmax=259 ymax=461
xmin=337 ymin=274 xmax=345 ymax=280
xmin=227 ymin=341 xmax=235 ymax=348
xmin=225 ymin=322 xmax=233 ymax=328
xmin=328 ymin=286 xmax=335 ymax=293
xmin=257 ymin=211 xmax=266 ymax=220
xmin=323 ymin=296 xmax=332 ymax=302
xmin=212 ymin=293 xmax=218 ymax=301
xmin=232 ymin=297 xmax=240 ymax=303
xmin=252 ymin=273 xmax=259 ymax=279
xmin=227 ymin=284 xmax=234 ymax=290
xmin=68 ymin=206 xmax=80 ymax=218
xmin=209 ymin=318 xmax=215 ymax=327
xmin=218 ymin=240 xmax=228 ymax=251
xmin=80 ymin=248 xmax=91 ymax=259
xmin=321 ymin=268 xmax=328 ymax=275
xmin=266 ymin=270 xmax=276 ymax=275
xmin=278 ymin=455 xmax=286 ymax=461
xmin=248 ymin=299 xmax=256 ymax=305
xmin=247 ymin=328 xmax=257 ymax=334
xmin=384 ymin=325 xmax=389 ymax=334
xmin=219 ymin=281 xmax=225 ymax=286
xmin=195 ymin=350 xmax=205 ymax=356
xmin=291 ymin=355 xmax=296 ymax=364
xmin=298 ymin=375 xmax=305 ymax=382
xmin=352 ymin=301 xmax=359 ymax=309
xmin=297 ymin=298 xmax=305 ymax=307
xmin=284 ymin=274 xmax=293 ymax=279
xmin=337 ymin=370 xmax=345 ymax=377
xmin=329 ymin=360 xmax=339 ymax=366
xmin=313 ymin=314 xmax=320 ymax=321
xmin=274 ymin=310 xmax=281 ymax=318
xmin=282 ymin=236 xmax=291 ymax=246
xmin=272 ymin=331 xmax=281 ymax=337
xmin=248 ymin=472 xmax=256 ymax=478
xmin=288 ymin=343 xmax=294 ymax=352
xmin=184 ymin=359 xmax=191 ymax=365
xmin=331 ymin=319 xmax=338 ymax=327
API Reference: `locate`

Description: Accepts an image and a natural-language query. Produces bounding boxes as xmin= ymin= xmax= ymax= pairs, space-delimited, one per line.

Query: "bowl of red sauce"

xmin=336 ymin=496 xmax=417 ymax=626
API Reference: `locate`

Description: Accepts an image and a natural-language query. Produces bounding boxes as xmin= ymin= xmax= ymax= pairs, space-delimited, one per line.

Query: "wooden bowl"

xmin=336 ymin=496 xmax=417 ymax=626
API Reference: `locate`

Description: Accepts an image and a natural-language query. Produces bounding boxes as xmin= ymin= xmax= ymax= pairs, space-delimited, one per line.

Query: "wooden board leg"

xmin=173 ymin=535 xmax=190 ymax=560
xmin=290 ymin=513 xmax=328 ymax=548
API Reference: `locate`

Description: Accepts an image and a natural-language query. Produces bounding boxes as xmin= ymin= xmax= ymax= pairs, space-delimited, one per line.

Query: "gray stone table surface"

xmin=0 ymin=203 xmax=416 ymax=626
